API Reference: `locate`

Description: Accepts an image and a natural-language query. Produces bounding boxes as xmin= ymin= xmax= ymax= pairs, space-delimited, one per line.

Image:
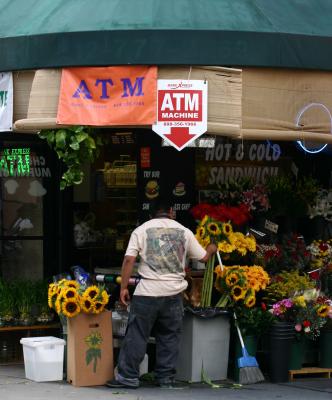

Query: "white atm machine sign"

xmin=152 ymin=80 xmax=208 ymax=151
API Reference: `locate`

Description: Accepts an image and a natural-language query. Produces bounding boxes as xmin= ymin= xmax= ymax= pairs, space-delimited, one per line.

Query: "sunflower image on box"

xmin=85 ymin=331 xmax=103 ymax=373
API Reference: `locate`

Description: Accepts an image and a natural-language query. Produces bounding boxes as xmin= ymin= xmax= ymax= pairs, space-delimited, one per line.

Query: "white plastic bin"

xmin=20 ymin=336 xmax=66 ymax=382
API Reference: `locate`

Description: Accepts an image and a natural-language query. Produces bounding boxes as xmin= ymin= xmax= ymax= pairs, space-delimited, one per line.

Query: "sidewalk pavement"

xmin=0 ymin=364 xmax=332 ymax=400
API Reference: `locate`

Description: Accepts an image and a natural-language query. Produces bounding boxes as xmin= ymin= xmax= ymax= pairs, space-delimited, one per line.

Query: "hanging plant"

xmin=39 ymin=126 xmax=104 ymax=190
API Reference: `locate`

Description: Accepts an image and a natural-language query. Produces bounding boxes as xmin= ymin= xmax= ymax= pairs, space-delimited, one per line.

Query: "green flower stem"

xmin=201 ymin=255 xmax=215 ymax=307
xmin=216 ymin=293 xmax=230 ymax=308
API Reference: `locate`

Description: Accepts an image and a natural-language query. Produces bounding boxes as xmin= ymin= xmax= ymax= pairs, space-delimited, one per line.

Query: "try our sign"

xmin=152 ymin=80 xmax=208 ymax=151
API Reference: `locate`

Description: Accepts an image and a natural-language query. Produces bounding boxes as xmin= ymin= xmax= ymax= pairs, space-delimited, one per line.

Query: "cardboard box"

xmin=67 ymin=310 xmax=113 ymax=386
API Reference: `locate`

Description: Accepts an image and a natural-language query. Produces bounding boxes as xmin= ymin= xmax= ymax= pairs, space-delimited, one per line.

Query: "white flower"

xmin=304 ymin=327 xmax=311 ymax=333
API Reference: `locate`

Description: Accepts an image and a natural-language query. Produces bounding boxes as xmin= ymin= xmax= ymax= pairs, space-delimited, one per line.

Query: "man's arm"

xmin=119 ymin=255 xmax=136 ymax=306
xmin=199 ymin=243 xmax=217 ymax=263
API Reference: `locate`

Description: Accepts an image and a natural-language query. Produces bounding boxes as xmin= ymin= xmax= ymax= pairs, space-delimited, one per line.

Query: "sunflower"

xmin=85 ymin=332 xmax=103 ymax=349
xmin=201 ymin=215 xmax=208 ymax=226
xmin=231 ymin=285 xmax=246 ymax=301
xmin=207 ymin=222 xmax=221 ymax=236
xmin=64 ymin=280 xmax=80 ymax=290
xmin=63 ymin=287 xmax=78 ymax=300
xmin=196 ymin=226 xmax=206 ymax=240
xmin=62 ymin=299 xmax=80 ymax=318
xmin=222 ymin=223 xmax=233 ymax=236
xmin=214 ymin=265 xmax=224 ymax=278
xmin=84 ymin=286 xmax=100 ymax=300
xmin=218 ymin=241 xmax=235 ymax=253
xmin=81 ymin=297 xmax=93 ymax=313
xmin=101 ymin=290 xmax=110 ymax=305
xmin=55 ymin=296 xmax=62 ymax=315
xmin=93 ymin=301 xmax=105 ymax=314
xmin=244 ymin=295 xmax=256 ymax=308
xmin=225 ymin=273 xmax=240 ymax=287
xmin=247 ymin=282 xmax=260 ymax=292
xmin=317 ymin=304 xmax=329 ymax=317
xmin=245 ymin=236 xmax=257 ymax=252
xmin=48 ymin=292 xmax=58 ymax=309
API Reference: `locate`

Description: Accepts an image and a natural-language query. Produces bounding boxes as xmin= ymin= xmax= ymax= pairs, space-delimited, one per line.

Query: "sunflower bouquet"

xmin=214 ymin=265 xmax=270 ymax=309
xmin=48 ymin=279 xmax=109 ymax=318
xmin=194 ymin=215 xmax=257 ymax=307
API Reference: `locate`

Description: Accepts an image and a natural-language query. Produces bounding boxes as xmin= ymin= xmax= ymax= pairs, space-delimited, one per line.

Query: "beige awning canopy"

xmin=13 ymin=66 xmax=332 ymax=144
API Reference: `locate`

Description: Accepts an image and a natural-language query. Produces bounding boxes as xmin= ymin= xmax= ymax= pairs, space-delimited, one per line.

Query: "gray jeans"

xmin=116 ymin=294 xmax=184 ymax=387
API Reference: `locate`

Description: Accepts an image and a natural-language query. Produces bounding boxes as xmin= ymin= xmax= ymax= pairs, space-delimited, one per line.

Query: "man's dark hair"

xmin=150 ymin=197 xmax=172 ymax=217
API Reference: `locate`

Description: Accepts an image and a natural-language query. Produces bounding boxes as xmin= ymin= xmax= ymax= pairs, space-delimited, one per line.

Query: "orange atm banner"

xmin=57 ymin=66 xmax=157 ymax=126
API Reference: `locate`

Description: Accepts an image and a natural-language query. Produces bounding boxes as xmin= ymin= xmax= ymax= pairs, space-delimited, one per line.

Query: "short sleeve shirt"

xmin=125 ymin=218 xmax=206 ymax=296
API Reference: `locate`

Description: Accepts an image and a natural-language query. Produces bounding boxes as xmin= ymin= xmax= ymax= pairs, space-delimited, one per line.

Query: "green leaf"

xmin=55 ymin=130 xmax=67 ymax=149
xmin=86 ymin=349 xmax=93 ymax=366
xmin=69 ymin=141 xmax=80 ymax=151
xmin=87 ymin=136 xmax=96 ymax=149
xmin=75 ymin=132 xmax=88 ymax=143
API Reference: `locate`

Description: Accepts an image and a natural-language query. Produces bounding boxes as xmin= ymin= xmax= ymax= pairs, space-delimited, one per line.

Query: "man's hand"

xmin=206 ymin=243 xmax=217 ymax=254
xmin=120 ymin=288 xmax=130 ymax=306
xmin=199 ymin=242 xmax=218 ymax=263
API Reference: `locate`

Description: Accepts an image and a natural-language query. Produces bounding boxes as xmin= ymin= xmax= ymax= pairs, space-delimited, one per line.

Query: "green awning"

xmin=2 ymin=0 xmax=332 ymax=71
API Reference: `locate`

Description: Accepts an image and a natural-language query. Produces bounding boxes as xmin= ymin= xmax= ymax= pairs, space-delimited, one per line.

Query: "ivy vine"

xmin=38 ymin=126 xmax=104 ymax=190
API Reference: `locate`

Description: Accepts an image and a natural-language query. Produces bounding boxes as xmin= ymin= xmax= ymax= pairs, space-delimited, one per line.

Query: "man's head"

xmin=150 ymin=198 xmax=175 ymax=219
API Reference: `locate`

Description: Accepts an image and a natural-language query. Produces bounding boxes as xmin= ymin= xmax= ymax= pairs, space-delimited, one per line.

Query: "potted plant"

xmin=15 ymin=280 xmax=36 ymax=326
xmin=35 ymin=280 xmax=54 ymax=323
xmin=0 ymin=279 xmax=15 ymax=326
xmin=39 ymin=126 xmax=104 ymax=190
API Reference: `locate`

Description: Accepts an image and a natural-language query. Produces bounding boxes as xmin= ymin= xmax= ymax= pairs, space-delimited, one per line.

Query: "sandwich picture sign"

xmin=152 ymin=80 xmax=208 ymax=151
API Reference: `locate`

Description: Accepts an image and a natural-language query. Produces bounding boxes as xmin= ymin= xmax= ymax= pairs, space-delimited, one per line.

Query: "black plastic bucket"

xmin=268 ymin=321 xmax=295 ymax=383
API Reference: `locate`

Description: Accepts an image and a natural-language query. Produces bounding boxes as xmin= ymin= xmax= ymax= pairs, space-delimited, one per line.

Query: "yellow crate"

xmin=104 ymin=159 xmax=136 ymax=187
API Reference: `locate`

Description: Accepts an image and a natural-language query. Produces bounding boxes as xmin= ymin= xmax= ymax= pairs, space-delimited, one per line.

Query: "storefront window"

xmin=0 ymin=136 xmax=59 ymax=281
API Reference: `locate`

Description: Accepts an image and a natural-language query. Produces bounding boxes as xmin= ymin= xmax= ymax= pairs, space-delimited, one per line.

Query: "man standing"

xmin=107 ymin=199 xmax=217 ymax=389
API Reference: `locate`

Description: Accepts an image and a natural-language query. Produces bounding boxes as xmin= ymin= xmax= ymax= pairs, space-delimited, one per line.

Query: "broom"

xmin=233 ymin=311 xmax=265 ymax=384
xmin=215 ymin=251 xmax=264 ymax=385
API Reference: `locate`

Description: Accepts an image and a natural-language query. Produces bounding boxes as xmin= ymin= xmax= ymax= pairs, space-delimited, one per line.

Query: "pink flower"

xmin=295 ymin=324 xmax=302 ymax=332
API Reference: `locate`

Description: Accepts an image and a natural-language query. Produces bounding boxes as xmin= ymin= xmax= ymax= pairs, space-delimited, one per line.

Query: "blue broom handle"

xmin=234 ymin=312 xmax=245 ymax=349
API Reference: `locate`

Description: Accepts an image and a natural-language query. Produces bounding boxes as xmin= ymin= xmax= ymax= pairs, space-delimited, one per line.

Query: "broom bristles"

xmin=239 ymin=366 xmax=265 ymax=385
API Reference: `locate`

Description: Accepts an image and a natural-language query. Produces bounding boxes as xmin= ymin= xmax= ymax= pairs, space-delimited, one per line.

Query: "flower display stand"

xmin=176 ymin=310 xmax=230 ymax=382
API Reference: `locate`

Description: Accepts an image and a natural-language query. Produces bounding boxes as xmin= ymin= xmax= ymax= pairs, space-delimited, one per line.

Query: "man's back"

xmin=126 ymin=218 xmax=206 ymax=297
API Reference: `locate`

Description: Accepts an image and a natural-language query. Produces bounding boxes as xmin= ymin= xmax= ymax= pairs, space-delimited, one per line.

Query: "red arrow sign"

xmin=164 ymin=127 xmax=194 ymax=148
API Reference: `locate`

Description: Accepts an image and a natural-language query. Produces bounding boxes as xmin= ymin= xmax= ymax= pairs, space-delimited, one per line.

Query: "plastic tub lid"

xmin=20 ymin=336 xmax=66 ymax=347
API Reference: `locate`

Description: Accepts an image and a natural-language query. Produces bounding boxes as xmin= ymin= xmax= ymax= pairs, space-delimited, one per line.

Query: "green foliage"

xmin=233 ymin=305 xmax=275 ymax=336
xmin=0 ymin=279 xmax=15 ymax=319
xmin=14 ymin=280 xmax=36 ymax=317
xmin=263 ymin=270 xmax=315 ymax=304
xmin=266 ymin=175 xmax=299 ymax=217
xmin=296 ymin=176 xmax=320 ymax=208
xmin=38 ymin=126 xmax=104 ymax=190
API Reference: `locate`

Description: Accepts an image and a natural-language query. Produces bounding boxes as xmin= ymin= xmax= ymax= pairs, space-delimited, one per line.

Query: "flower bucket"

xmin=319 ymin=330 xmax=332 ymax=368
xmin=268 ymin=321 xmax=295 ymax=382
xmin=288 ymin=336 xmax=307 ymax=370
xmin=176 ymin=307 xmax=230 ymax=382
